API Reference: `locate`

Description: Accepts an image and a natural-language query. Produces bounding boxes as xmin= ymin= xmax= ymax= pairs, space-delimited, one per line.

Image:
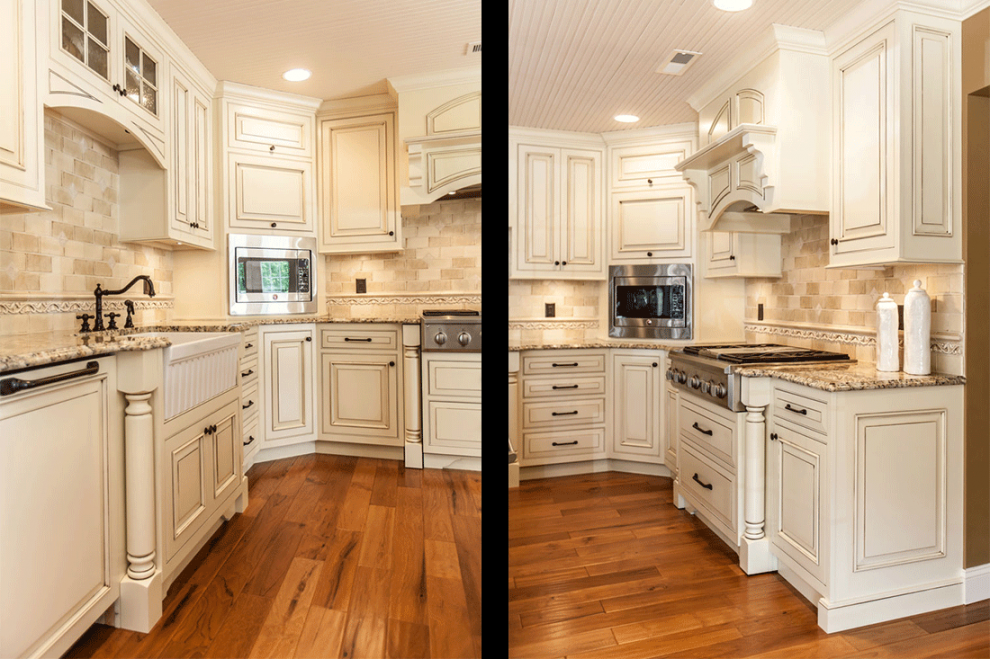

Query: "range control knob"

xmin=676 ymin=370 xmax=688 ymax=384
xmin=702 ymin=380 xmax=713 ymax=394
xmin=713 ymin=383 xmax=727 ymax=399
xmin=434 ymin=331 xmax=447 ymax=346
xmin=665 ymin=368 xmax=674 ymax=381
xmin=457 ymin=331 xmax=471 ymax=347
xmin=690 ymin=375 xmax=702 ymax=389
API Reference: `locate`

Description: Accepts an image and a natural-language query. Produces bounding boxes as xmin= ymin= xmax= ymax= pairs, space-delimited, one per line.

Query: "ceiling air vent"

xmin=466 ymin=41 xmax=481 ymax=55
xmin=657 ymin=49 xmax=701 ymax=75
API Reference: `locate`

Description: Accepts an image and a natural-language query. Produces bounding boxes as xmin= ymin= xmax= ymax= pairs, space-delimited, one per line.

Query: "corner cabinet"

xmin=829 ymin=12 xmax=962 ymax=267
xmin=317 ymin=112 xmax=401 ymax=253
xmin=609 ymin=351 xmax=664 ymax=462
xmin=1 ymin=0 xmax=47 ymax=211
xmin=261 ymin=325 xmax=316 ymax=446
xmin=509 ymin=130 xmax=605 ymax=280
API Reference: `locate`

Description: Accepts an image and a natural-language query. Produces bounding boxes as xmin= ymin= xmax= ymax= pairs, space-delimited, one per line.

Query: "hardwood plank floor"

xmin=65 ymin=455 xmax=481 ymax=659
xmin=509 ymin=472 xmax=989 ymax=659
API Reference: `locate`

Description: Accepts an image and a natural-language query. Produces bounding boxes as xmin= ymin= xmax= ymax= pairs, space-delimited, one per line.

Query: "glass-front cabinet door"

xmin=57 ymin=0 xmax=112 ymax=81
xmin=123 ymin=30 xmax=158 ymax=118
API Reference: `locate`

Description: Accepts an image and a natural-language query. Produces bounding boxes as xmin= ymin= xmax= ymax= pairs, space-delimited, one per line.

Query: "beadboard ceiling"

xmin=509 ymin=0 xmax=866 ymax=133
xmin=145 ymin=0 xmax=480 ymax=100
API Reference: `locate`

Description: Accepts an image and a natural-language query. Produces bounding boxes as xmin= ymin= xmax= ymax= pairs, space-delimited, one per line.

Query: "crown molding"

xmin=317 ymin=93 xmax=396 ymax=118
xmin=386 ymin=67 xmax=481 ymax=94
xmin=600 ymin=122 xmax=698 ymax=146
xmin=509 ymin=126 xmax=606 ymax=148
xmin=215 ymin=80 xmax=322 ymax=110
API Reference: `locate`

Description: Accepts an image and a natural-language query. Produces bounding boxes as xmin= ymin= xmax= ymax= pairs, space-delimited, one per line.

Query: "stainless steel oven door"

xmin=609 ymin=264 xmax=692 ymax=339
xmin=229 ymin=234 xmax=317 ymax=315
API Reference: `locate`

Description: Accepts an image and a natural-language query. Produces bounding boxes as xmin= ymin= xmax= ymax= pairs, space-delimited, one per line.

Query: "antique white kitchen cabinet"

xmin=422 ymin=352 xmax=481 ymax=460
xmin=509 ymin=128 xmax=605 ymax=280
xmin=829 ymin=9 xmax=962 ymax=267
xmin=609 ymin=350 xmax=664 ymax=461
xmin=0 ymin=358 xmax=124 ymax=658
xmin=317 ymin=110 xmax=401 ymax=253
xmin=318 ymin=325 xmax=403 ymax=447
xmin=261 ymin=324 xmax=317 ymax=446
xmin=757 ymin=378 xmax=965 ymax=632
xmin=240 ymin=326 xmax=261 ymax=469
xmin=703 ymin=231 xmax=782 ymax=278
xmin=217 ymin=82 xmax=320 ymax=234
xmin=1 ymin=0 xmax=48 ymax=211
xmin=44 ymin=0 xmax=168 ymax=163
xmin=609 ymin=184 xmax=694 ymax=263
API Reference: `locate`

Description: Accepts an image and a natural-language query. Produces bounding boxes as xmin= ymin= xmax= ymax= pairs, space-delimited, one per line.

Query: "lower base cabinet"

xmin=262 ymin=325 xmax=316 ymax=447
xmin=423 ymin=352 xmax=481 ymax=457
xmin=0 ymin=359 xmax=123 ymax=659
xmin=609 ymin=351 xmax=664 ymax=461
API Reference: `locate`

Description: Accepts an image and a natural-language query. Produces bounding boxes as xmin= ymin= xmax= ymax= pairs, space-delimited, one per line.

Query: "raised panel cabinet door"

xmin=515 ymin=143 xmax=559 ymax=272
xmin=770 ymin=425 xmax=827 ymax=585
xmin=191 ymin=87 xmax=212 ymax=239
xmin=319 ymin=352 xmax=399 ymax=443
xmin=560 ymin=148 xmax=603 ymax=274
xmin=665 ymin=387 xmax=678 ymax=467
xmin=832 ymin=22 xmax=896 ymax=254
xmin=610 ymin=354 xmax=662 ymax=459
xmin=319 ymin=113 xmax=398 ymax=250
xmin=611 ymin=187 xmax=692 ymax=261
xmin=0 ymin=376 xmax=111 ymax=659
xmin=263 ymin=328 xmax=315 ymax=443
xmin=228 ymin=152 xmax=313 ymax=231
xmin=425 ymin=400 xmax=481 ymax=457
xmin=707 ymin=231 xmax=737 ymax=274
xmin=227 ymin=102 xmax=312 ymax=156
xmin=165 ymin=429 xmax=208 ymax=561
xmin=170 ymin=70 xmax=191 ymax=231
xmin=211 ymin=412 xmax=238 ymax=502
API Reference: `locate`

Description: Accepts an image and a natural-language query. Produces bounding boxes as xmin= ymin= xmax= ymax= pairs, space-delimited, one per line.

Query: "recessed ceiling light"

xmin=614 ymin=114 xmax=640 ymax=123
xmin=283 ymin=68 xmax=311 ymax=82
xmin=713 ymin=0 xmax=753 ymax=11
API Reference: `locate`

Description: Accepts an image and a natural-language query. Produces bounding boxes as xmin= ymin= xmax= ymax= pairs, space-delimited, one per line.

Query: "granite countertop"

xmin=509 ymin=339 xmax=681 ymax=351
xmin=0 ymin=317 xmax=422 ymax=373
xmin=732 ymin=361 xmax=966 ymax=392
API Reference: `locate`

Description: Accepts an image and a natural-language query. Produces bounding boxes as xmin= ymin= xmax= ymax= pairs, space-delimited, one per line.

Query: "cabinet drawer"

xmin=427 ymin=359 xmax=481 ymax=399
xmin=321 ymin=328 xmax=398 ymax=350
xmin=242 ymin=416 xmax=259 ymax=451
xmin=773 ymin=387 xmax=828 ymax=435
xmin=522 ymin=427 xmax=605 ymax=465
xmin=226 ymin=102 xmax=313 ymax=157
xmin=522 ymin=353 xmax=605 ymax=376
xmin=241 ymin=380 xmax=259 ymax=422
xmin=523 ymin=376 xmax=606 ymax=399
xmin=242 ymin=332 xmax=259 ymax=359
xmin=522 ymin=398 xmax=605 ymax=428
xmin=680 ymin=441 xmax=736 ymax=536
xmin=679 ymin=399 xmax=736 ymax=469
xmin=240 ymin=355 xmax=258 ymax=382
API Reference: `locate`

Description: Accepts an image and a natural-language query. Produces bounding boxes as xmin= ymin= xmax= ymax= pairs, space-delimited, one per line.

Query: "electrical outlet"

xmin=356 ymin=278 xmax=367 ymax=294
xmin=545 ymin=303 xmax=555 ymax=318
xmin=758 ymin=303 xmax=764 ymax=321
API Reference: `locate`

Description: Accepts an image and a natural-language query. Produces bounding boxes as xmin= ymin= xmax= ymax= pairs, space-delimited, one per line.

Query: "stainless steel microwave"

xmin=229 ymin=234 xmax=317 ymax=315
xmin=609 ymin=264 xmax=692 ymax=339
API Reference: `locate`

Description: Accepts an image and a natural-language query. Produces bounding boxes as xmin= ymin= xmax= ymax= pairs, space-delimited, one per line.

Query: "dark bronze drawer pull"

xmin=692 ymin=473 xmax=713 ymax=490
xmin=784 ymin=404 xmax=808 ymax=415
xmin=551 ymin=362 xmax=579 ymax=367
xmin=552 ymin=441 xmax=579 ymax=447
xmin=692 ymin=422 xmax=713 ymax=436
xmin=245 ymin=343 xmax=254 ymax=349
xmin=552 ymin=411 xmax=579 ymax=416
xmin=241 ymin=369 xmax=254 ymax=377
xmin=242 ymin=400 xmax=254 ymax=410
xmin=1 ymin=361 xmax=99 ymax=396
xmin=552 ymin=384 xmax=580 ymax=390
xmin=344 ymin=337 xmax=373 ymax=342
xmin=243 ymin=435 xmax=255 ymax=446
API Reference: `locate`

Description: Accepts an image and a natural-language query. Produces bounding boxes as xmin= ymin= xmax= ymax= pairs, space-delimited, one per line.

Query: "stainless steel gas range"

xmin=667 ymin=344 xmax=853 ymax=411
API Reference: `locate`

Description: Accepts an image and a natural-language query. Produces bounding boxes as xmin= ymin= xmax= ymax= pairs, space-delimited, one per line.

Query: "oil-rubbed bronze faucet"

xmin=92 ymin=276 xmax=156 ymax=331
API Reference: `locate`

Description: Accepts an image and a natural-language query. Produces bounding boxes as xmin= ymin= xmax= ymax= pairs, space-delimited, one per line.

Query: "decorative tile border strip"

xmin=744 ymin=323 xmax=962 ymax=355
xmin=0 ymin=297 xmax=174 ymax=314
xmin=509 ymin=319 xmax=599 ymax=330
xmin=326 ymin=293 xmax=481 ymax=306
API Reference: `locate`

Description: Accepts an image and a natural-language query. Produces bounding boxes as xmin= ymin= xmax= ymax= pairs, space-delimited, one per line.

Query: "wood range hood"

xmin=388 ymin=67 xmax=481 ymax=205
xmin=675 ymin=24 xmax=832 ymax=234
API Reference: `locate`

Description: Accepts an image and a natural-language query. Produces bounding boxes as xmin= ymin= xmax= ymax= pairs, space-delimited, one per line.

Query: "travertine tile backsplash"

xmin=0 ymin=111 xmax=173 ymax=335
xmin=325 ymin=198 xmax=482 ymax=319
xmin=508 ymin=279 xmax=603 ymax=344
xmin=745 ymin=215 xmax=965 ymax=374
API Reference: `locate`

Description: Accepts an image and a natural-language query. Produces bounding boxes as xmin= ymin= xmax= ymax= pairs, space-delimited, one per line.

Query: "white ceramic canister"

xmin=903 ymin=279 xmax=931 ymax=375
xmin=875 ymin=292 xmax=899 ymax=371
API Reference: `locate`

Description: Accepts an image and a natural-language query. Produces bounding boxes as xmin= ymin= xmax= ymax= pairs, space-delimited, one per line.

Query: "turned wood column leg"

xmin=508 ymin=352 xmax=520 ymax=488
xmin=402 ymin=325 xmax=423 ymax=469
xmin=124 ymin=392 xmax=156 ymax=580
xmin=744 ymin=404 xmax=767 ymax=541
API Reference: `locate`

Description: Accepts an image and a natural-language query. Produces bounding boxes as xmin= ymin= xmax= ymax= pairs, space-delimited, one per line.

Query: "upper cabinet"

xmin=217 ymin=82 xmax=320 ymax=235
xmin=317 ymin=107 xmax=400 ymax=253
xmin=46 ymin=0 xmax=168 ymax=163
xmin=509 ymin=128 xmax=605 ymax=280
xmin=828 ymin=10 xmax=962 ymax=267
xmin=1 ymin=0 xmax=48 ymax=211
